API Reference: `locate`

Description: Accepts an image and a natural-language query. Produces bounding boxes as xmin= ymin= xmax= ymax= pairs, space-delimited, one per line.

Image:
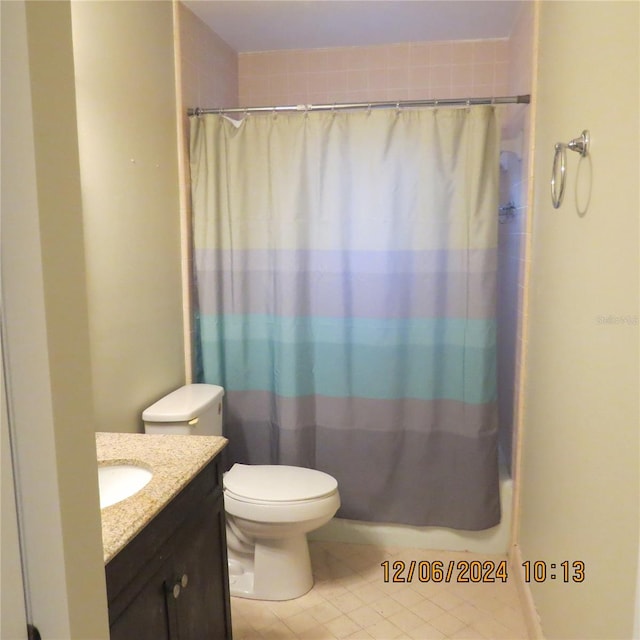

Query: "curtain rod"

xmin=188 ymin=94 xmax=530 ymax=117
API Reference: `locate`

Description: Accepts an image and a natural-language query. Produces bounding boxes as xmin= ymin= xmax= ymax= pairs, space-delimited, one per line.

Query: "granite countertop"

xmin=96 ymin=432 xmax=227 ymax=564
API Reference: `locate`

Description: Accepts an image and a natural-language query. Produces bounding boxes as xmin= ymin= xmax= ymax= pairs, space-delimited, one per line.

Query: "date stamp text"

xmin=381 ymin=559 xmax=586 ymax=584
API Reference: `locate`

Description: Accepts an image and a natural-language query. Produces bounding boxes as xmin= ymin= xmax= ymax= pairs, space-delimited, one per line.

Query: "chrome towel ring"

xmin=551 ymin=130 xmax=590 ymax=209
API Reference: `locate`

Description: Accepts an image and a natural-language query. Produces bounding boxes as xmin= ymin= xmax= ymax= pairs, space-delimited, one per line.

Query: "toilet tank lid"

xmin=142 ymin=384 xmax=224 ymax=422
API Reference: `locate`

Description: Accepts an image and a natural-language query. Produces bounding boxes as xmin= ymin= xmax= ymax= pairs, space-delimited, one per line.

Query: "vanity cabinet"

xmin=106 ymin=457 xmax=232 ymax=640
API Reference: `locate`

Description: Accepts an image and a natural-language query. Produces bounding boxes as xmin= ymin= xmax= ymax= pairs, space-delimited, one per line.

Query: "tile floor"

xmin=231 ymin=541 xmax=529 ymax=639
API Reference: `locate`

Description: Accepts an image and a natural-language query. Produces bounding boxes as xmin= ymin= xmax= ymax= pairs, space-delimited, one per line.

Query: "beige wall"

xmin=1 ymin=1 xmax=109 ymax=637
xmin=0 ymin=5 xmax=28 ymax=636
xmin=238 ymin=38 xmax=509 ymax=106
xmin=0 ymin=360 xmax=27 ymax=639
xmin=518 ymin=2 xmax=639 ymax=638
xmin=72 ymin=0 xmax=185 ymax=432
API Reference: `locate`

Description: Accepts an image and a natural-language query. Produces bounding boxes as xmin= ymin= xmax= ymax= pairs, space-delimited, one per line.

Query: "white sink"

xmin=98 ymin=463 xmax=152 ymax=509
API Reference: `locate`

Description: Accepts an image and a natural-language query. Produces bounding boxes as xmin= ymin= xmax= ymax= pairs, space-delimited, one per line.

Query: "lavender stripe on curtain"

xmin=190 ymin=107 xmax=501 ymax=530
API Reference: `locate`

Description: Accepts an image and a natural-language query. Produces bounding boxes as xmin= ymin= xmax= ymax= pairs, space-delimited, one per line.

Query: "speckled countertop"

xmin=96 ymin=432 xmax=227 ymax=564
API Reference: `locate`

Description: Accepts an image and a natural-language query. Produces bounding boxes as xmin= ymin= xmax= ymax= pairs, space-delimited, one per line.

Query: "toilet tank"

xmin=142 ymin=384 xmax=224 ymax=436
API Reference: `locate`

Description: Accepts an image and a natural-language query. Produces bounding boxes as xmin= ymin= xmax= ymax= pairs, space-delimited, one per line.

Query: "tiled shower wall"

xmin=179 ymin=3 xmax=238 ymax=111
xmin=178 ymin=2 xmax=534 ymax=477
xmin=238 ymin=39 xmax=509 ymax=106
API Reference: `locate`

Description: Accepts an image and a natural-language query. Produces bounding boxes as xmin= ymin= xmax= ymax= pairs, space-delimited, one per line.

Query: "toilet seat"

xmin=224 ymin=464 xmax=338 ymax=502
xmin=223 ymin=464 xmax=340 ymax=524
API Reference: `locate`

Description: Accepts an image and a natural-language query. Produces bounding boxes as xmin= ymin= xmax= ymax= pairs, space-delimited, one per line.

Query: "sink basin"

xmin=98 ymin=463 xmax=152 ymax=509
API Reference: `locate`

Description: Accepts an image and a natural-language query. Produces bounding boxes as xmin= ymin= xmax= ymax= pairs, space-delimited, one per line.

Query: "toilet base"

xmin=227 ymin=533 xmax=314 ymax=601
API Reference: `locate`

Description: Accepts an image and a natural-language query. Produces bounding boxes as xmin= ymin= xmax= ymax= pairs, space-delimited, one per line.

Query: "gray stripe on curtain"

xmin=223 ymin=408 xmax=500 ymax=531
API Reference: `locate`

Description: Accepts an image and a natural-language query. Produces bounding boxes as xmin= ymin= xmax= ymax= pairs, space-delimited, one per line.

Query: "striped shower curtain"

xmin=190 ymin=107 xmax=500 ymax=530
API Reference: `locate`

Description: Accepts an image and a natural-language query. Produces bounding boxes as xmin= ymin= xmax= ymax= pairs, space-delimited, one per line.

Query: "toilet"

xmin=142 ymin=383 xmax=340 ymax=601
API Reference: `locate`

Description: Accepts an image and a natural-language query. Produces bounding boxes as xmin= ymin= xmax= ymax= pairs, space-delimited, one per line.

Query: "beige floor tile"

xmin=347 ymin=582 xmax=387 ymax=605
xmin=469 ymin=592 xmax=509 ymax=616
xmin=336 ymin=574 xmax=374 ymax=591
xmin=412 ymin=598 xmax=448 ymax=623
xmin=405 ymin=621 xmax=446 ymax=639
xmin=302 ymin=624 xmax=340 ymax=640
xmin=284 ymin=611 xmax=325 ymax=635
xmin=315 ymin=581 xmax=351 ymax=600
xmin=388 ymin=585 xmax=426 ymax=607
xmin=268 ymin=598 xmax=307 ymax=619
xmin=447 ymin=625 xmax=487 ymax=639
xmin=368 ymin=595 xmax=405 ymax=618
xmin=323 ymin=613 xmax=363 ymax=639
xmin=308 ymin=600 xmax=344 ymax=624
xmin=449 ymin=602 xmax=487 ymax=626
xmin=428 ymin=610 xmax=468 ymax=636
xmin=331 ymin=590 xmax=367 ymax=614
xmin=231 ymin=618 xmax=262 ymax=640
xmin=493 ymin=603 xmax=528 ymax=633
xmin=298 ymin=588 xmax=330 ymax=609
xmin=356 ymin=565 xmax=384 ymax=583
xmin=428 ymin=588 xmax=467 ymax=611
xmin=346 ymin=604 xmax=386 ymax=629
xmin=231 ymin=541 xmax=531 ymax=640
xmin=407 ymin=579 xmax=444 ymax=599
xmin=260 ymin=618 xmax=298 ymax=639
xmin=386 ymin=607 xmax=426 ymax=633
xmin=472 ymin=615 xmax=526 ymax=639
xmin=244 ymin=606 xmax=282 ymax=631
xmin=343 ymin=630 xmax=374 ymax=640
xmin=364 ymin=618 xmax=406 ymax=639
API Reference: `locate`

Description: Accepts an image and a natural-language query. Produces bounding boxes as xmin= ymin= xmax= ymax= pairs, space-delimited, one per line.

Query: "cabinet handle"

xmin=180 ymin=574 xmax=189 ymax=589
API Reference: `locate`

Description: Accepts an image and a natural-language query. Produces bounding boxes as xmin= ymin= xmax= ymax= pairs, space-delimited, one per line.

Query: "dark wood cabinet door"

xmin=170 ymin=492 xmax=232 ymax=639
xmin=107 ymin=459 xmax=232 ymax=640
xmin=109 ymin=562 xmax=172 ymax=640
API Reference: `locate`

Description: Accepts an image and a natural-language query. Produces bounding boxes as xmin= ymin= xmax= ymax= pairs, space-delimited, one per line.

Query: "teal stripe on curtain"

xmin=200 ymin=314 xmax=496 ymax=403
xmin=190 ymin=106 xmax=501 ymax=529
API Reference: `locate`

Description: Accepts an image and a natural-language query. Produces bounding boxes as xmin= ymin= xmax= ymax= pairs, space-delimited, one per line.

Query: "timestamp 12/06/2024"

xmin=380 ymin=559 xmax=585 ymax=584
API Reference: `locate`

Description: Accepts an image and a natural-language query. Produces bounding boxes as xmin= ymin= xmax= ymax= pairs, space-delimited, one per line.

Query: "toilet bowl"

xmin=224 ymin=463 xmax=340 ymax=600
xmin=142 ymin=384 xmax=341 ymax=601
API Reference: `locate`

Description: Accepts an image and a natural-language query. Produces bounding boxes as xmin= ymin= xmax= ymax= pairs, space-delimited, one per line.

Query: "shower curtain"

xmin=190 ymin=106 xmax=500 ymax=530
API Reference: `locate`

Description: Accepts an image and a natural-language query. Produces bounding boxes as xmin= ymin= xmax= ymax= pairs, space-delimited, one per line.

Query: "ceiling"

xmin=183 ymin=1 xmax=526 ymax=53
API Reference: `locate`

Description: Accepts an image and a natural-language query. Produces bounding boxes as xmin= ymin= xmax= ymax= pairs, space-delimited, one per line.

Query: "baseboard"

xmin=310 ymin=514 xmax=511 ymax=555
xmin=510 ymin=544 xmax=545 ymax=639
